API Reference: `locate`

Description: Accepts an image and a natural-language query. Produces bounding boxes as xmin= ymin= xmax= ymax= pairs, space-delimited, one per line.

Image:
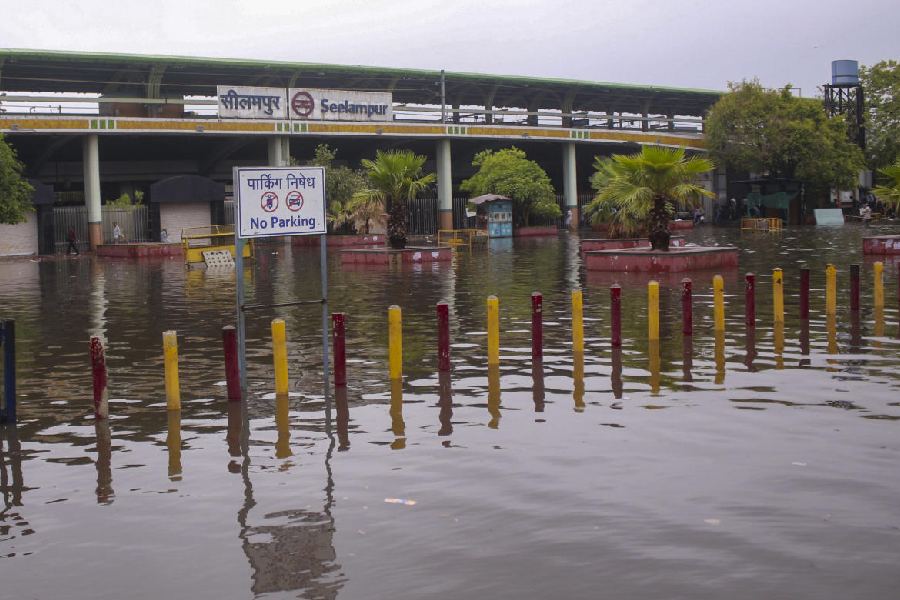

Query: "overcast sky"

xmin=1 ymin=0 xmax=897 ymax=96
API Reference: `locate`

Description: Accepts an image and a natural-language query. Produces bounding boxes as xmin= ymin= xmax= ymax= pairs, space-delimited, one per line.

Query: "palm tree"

xmin=586 ymin=146 xmax=714 ymax=250
xmin=873 ymin=159 xmax=900 ymax=212
xmin=356 ymin=150 xmax=436 ymax=249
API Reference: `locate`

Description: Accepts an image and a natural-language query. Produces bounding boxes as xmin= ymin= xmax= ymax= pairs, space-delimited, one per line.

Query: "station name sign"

xmin=218 ymin=86 xmax=392 ymax=122
xmin=235 ymin=166 xmax=326 ymax=239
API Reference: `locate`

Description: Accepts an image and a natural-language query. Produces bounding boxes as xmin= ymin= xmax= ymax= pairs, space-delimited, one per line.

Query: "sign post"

xmin=232 ymin=166 xmax=328 ymax=395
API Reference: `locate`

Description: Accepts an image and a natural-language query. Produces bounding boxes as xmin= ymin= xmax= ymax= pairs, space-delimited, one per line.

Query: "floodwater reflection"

xmin=389 ymin=379 xmax=405 ymax=449
xmin=531 ymin=360 xmax=545 ymax=414
xmin=572 ymin=352 xmax=585 ymax=412
xmin=487 ymin=364 xmax=501 ymax=429
xmin=166 ymin=411 xmax=182 ymax=480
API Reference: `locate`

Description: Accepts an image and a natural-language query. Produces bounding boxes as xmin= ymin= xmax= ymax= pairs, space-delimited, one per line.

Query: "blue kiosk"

xmin=470 ymin=194 xmax=513 ymax=238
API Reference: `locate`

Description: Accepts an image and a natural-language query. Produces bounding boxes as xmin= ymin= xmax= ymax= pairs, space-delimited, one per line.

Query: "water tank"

xmin=832 ymin=60 xmax=859 ymax=86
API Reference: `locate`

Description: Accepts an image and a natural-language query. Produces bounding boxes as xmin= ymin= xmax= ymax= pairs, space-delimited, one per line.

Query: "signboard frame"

xmin=232 ymin=166 xmax=330 ymax=397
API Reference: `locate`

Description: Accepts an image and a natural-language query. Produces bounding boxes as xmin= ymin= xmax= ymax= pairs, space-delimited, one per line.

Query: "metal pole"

xmin=236 ymin=235 xmax=247 ymax=394
xmin=320 ymin=234 xmax=329 ymax=399
xmin=440 ymin=69 xmax=446 ymax=124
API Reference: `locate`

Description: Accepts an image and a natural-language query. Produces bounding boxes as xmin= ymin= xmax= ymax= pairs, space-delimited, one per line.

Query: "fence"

xmin=407 ymin=197 xmax=438 ymax=236
xmin=53 ymin=205 xmax=150 ymax=252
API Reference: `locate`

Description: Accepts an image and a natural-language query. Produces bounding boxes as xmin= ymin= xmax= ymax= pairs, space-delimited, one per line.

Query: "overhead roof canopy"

xmin=0 ymin=49 xmax=722 ymax=116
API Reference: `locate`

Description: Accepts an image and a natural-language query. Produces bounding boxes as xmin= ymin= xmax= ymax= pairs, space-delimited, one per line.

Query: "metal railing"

xmin=52 ymin=205 xmax=149 ymax=252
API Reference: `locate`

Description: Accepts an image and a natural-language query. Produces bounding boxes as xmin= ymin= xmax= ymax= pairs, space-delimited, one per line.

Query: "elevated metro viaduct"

xmin=0 ymin=49 xmax=722 ymax=250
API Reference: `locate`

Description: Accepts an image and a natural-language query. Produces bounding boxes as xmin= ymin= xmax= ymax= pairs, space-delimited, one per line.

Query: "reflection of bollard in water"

xmin=773 ymin=268 xmax=784 ymax=324
xmin=222 ymin=326 xmax=241 ymax=402
xmin=825 ymin=264 xmax=837 ymax=315
xmin=275 ymin=393 xmax=292 ymax=459
xmin=610 ymin=285 xmax=622 ymax=347
xmin=167 ymin=410 xmax=182 ymax=480
xmin=774 ymin=321 xmax=784 ymax=370
xmin=611 ymin=346 xmax=623 ymax=399
xmin=850 ymin=312 xmax=862 ymax=351
xmin=873 ymin=261 xmax=884 ymax=310
xmin=90 ymin=335 xmax=109 ymax=419
xmin=438 ymin=371 xmax=453 ymax=438
xmin=745 ymin=273 xmax=756 ymax=328
xmin=647 ymin=281 xmax=659 ymax=341
xmin=487 ymin=295 xmax=500 ymax=365
xmin=332 ymin=313 xmax=347 ymax=386
xmin=226 ymin=401 xmax=242 ymax=459
xmin=744 ymin=327 xmax=756 ymax=372
xmin=271 ymin=319 xmax=289 ymax=396
xmin=388 ymin=306 xmax=403 ymax=380
xmin=681 ymin=278 xmax=693 ymax=336
xmin=163 ymin=330 xmax=181 ymax=411
xmin=648 ymin=340 xmax=660 ymax=396
xmin=436 ymin=302 xmax=451 ymax=372
xmin=799 ymin=321 xmax=810 ymax=367
xmin=487 ymin=364 xmax=501 ymax=429
xmin=874 ymin=306 xmax=885 ymax=343
xmin=573 ymin=352 xmax=585 ymax=412
xmin=390 ymin=378 xmax=405 ymax=450
xmin=531 ymin=292 xmax=543 ymax=360
xmin=827 ymin=314 xmax=838 ymax=354
xmin=335 ymin=385 xmax=350 ymax=451
xmin=714 ymin=330 xmax=725 ymax=385
xmin=850 ymin=264 xmax=861 ymax=312
xmin=94 ymin=420 xmax=114 ymax=505
xmin=799 ymin=267 xmax=810 ymax=320
xmin=1 ymin=319 xmax=16 ymax=423
xmin=682 ymin=335 xmax=693 ymax=382
xmin=572 ymin=290 xmax=584 ymax=353
xmin=713 ymin=275 xmax=725 ymax=332
xmin=531 ymin=359 xmax=545 ymax=413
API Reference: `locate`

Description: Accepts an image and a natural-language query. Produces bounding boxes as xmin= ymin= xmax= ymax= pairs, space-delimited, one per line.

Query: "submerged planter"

xmin=292 ymin=234 xmax=385 ymax=247
xmin=515 ymin=226 xmax=559 ymax=237
xmin=340 ymin=246 xmax=452 ymax=266
xmin=584 ymin=246 xmax=738 ymax=273
xmin=862 ymin=235 xmax=900 ymax=255
xmin=96 ymin=243 xmax=183 ymax=258
xmin=581 ymin=236 xmax=686 ymax=252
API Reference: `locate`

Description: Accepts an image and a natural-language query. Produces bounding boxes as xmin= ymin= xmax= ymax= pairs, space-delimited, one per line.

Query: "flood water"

xmin=1 ymin=223 xmax=899 ymax=600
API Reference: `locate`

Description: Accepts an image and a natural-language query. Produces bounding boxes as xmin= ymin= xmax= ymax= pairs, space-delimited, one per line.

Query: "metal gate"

xmin=407 ymin=197 xmax=437 ymax=235
xmin=53 ymin=205 xmax=150 ymax=252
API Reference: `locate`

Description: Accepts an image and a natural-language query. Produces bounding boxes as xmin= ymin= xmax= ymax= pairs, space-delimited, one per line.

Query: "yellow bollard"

xmin=388 ymin=305 xmax=403 ymax=380
xmin=713 ymin=275 xmax=725 ymax=331
xmin=163 ymin=330 xmax=181 ymax=411
xmin=714 ymin=330 xmax=725 ymax=385
xmin=649 ymin=339 xmax=661 ymax=395
xmin=648 ymin=280 xmax=660 ymax=340
xmin=825 ymin=264 xmax=837 ymax=315
xmin=873 ymin=261 xmax=884 ymax=309
xmin=487 ymin=295 xmax=500 ymax=365
xmin=571 ymin=290 xmax=584 ymax=353
xmin=773 ymin=268 xmax=784 ymax=323
xmin=271 ymin=318 xmax=289 ymax=396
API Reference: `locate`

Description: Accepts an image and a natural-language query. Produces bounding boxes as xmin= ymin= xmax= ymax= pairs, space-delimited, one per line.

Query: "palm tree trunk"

xmin=648 ymin=194 xmax=671 ymax=251
xmin=388 ymin=199 xmax=408 ymax=249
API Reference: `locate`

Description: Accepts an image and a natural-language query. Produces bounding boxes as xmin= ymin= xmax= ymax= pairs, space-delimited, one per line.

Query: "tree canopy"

xmin=859 ymin=60 xmax=900 ymax=170
xmin=460 ymin=147 xmax=560 ymax=225
xmin=705 ymin=80 xmax=863 ymax=196
xmin=0 ymin=134 xmax=34 ymax=225
xmin=873 ymin=159 xmax=900 ymax=212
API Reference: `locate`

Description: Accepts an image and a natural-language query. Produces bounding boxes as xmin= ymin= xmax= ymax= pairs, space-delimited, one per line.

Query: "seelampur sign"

xmin=235 ymin=166 xmax=326 ymax=238
xmin=218 ymin=86 xmax=391 ymax=121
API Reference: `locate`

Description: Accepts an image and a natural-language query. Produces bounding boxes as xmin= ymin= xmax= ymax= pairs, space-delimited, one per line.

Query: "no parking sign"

xmin=235 ymin=166 xmax=326 ymax=238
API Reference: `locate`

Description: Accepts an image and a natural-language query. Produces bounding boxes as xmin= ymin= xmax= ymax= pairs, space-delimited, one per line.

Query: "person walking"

xmin=113 ymin=222 xmax=123 ymax=243
xmin=66 ymin=227 xmax=79 ymax=255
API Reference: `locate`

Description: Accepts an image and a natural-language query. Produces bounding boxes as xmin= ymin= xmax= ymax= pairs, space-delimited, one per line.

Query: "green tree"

xmin=859 ymin=60 xmax=900 ymax=170
xmin=356 ymin=149 xmax=435 ymax=249
xmin=0 ymin=134 xmax=34 ymax=224
xmin=309 ymin=144 xmax=368 ymax=233
xmin=706 ymin=80 xmax=863 ymax=201
xmin=873 ymin=159 xmax=900 ymax=212
xmin=460 ymin=147 xmax=560 ymax=226
xmin=585 ymin=146 xmax=714 ymax=250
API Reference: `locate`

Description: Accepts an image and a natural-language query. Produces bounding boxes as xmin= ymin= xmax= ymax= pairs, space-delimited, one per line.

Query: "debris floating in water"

xmin=384 ymin=498 xmax=417 ymax=506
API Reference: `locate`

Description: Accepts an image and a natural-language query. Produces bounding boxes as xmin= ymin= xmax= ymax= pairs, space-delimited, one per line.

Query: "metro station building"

xmin=0 ymin=49 xmax=722 ymax=254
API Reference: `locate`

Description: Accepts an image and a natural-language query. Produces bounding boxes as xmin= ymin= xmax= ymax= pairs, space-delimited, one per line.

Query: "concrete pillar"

xmin=267 ymin=136 xmax=288 ymax=167
xmin=667 ymin=113 xmax=675 ymax=132
xmin=563 ymin=142 xmax=578 ymax=231
xmin=452 ymin=104 xmax=460 ymax=124
xmin=83 ymin=134 xmax=103 ymax=249
xmin=437 ymin=139 xmax=453 ymax=230
xmin=484 ymin=101 xmax=493 ymax=125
